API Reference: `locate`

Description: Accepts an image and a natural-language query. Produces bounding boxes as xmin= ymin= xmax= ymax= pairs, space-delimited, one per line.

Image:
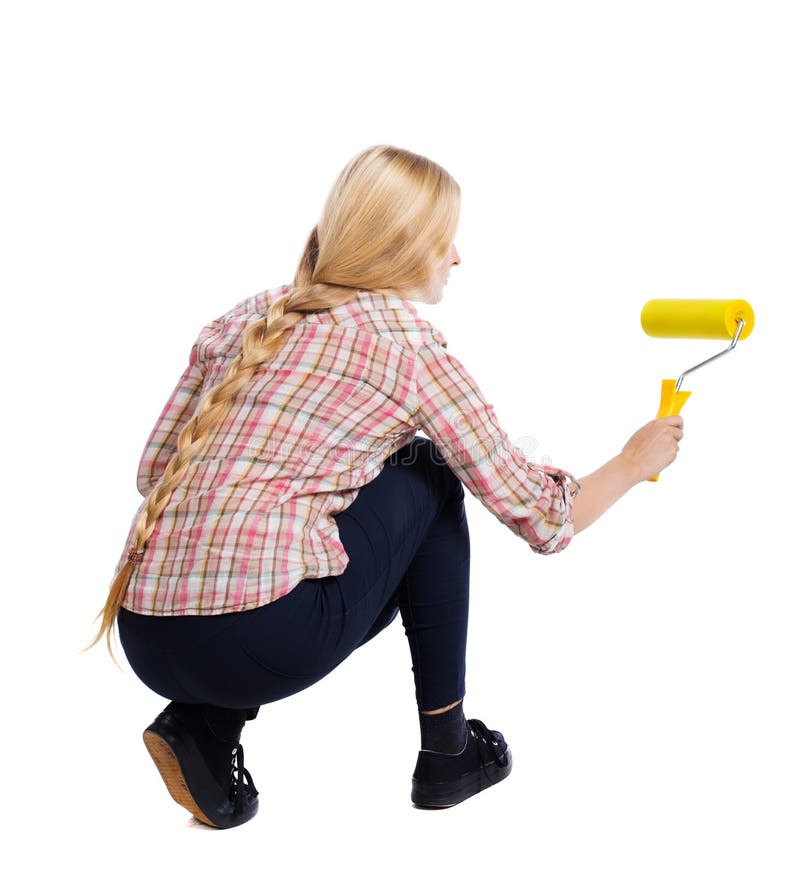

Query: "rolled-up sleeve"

xmin=412 ymin=341 xmax=580 ymax=555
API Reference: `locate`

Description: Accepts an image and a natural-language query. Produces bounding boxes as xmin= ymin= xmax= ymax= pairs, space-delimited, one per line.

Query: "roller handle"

xmin=649 ymin=379 xmax=691 ymax=482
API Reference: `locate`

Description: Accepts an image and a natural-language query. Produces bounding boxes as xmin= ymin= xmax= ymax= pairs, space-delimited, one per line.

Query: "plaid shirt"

xmin=117 ymin=285 xmax=579 ymax=616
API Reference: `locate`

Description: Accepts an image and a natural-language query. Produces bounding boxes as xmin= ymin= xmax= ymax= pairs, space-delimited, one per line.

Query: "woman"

xmin=87 ymin=144 xmax=684 ymax=829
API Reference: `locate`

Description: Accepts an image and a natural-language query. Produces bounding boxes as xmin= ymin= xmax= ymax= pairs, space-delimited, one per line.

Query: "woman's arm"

xmin=572 ymin=415 xmax=685 ymax=534
xmin=412 ymin=341 xmax=579 ymax=555
xmin=572 ymin=454 xmax=640 ymax=535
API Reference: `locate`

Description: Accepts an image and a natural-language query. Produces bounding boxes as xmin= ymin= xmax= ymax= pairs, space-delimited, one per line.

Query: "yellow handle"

xmin=649 ymin=379 xmax=691 ymax=482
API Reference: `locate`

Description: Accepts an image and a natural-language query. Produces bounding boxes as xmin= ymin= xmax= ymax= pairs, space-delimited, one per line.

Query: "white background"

xmin=2 ymin=1 xmax=797 ymax=872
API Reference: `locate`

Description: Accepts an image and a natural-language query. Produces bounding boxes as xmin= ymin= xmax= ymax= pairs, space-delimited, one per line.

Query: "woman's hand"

xmin=620 ymin=416 xmax=685 ymax=483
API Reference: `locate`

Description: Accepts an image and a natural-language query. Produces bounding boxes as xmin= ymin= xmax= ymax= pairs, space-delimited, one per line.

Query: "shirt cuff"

xmin=532 ymin=464 xmax=580 ymax=555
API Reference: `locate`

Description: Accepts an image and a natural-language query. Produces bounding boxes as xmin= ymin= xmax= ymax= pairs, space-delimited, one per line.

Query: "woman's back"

xmin=119 ymin=283 xmax=450 ymax=616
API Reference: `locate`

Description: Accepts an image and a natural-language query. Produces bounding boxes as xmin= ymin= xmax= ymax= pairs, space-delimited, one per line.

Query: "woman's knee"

xmin=411 ymin=436 xmax=464 ymax=504
xmin=390 ymin=437 xmax=462 ymax=492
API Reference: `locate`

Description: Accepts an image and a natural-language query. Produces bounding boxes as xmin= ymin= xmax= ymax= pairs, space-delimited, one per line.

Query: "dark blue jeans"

xmin=117 ymin=437 xmax=471 ymax=725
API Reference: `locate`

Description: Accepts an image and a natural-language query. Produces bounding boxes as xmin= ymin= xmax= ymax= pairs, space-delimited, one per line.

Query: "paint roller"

xmin=640 ymin=298 xmax=755 ymax=481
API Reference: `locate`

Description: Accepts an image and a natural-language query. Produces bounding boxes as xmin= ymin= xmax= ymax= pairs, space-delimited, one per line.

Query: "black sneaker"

xmin=411 ymin=717 xmax=512 ymax=808
xmin=143 ymin=707 xmax=259 ymax=829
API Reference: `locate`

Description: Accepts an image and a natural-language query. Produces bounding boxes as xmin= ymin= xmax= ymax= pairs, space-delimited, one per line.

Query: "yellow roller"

xmin=640 ymin=298 xmax=755 ymax=481
xmin=641 ymin=298 xmax=755 ymax=341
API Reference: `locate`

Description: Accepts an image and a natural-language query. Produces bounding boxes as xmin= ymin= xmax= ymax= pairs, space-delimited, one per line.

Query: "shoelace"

xmin=467 ymin=718 xmax=509 ymax=770
xmin=229 ymin=744 xmax=258 ymax=814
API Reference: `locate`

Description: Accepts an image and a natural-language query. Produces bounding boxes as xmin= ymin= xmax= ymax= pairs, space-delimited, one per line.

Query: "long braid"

xmin=86 ymin=226 xmax=360 ymax=659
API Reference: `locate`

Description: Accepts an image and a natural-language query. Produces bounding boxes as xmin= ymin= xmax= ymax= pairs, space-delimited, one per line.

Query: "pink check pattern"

xmin=116 ymin=285 xmax=578 ymax=616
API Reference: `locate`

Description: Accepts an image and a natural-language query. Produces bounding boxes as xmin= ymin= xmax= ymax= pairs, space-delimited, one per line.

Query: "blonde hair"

xmin=86 ymin=144 xmax=461 ymax=658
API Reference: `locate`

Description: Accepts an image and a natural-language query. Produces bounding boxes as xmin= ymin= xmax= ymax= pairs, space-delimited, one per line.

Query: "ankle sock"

xmin=166 ymin=702 xmax=249 ymax=789
xmin=419 ymin=700 xmax=467 ymax=754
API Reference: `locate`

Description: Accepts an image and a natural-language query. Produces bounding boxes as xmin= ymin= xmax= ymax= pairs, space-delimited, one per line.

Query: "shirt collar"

xmin=355 ymin=288 xmax=419 ymax=316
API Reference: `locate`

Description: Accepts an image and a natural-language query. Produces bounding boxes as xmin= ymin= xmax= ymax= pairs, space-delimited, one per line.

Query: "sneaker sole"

xmin=411 ymin=749 xmax=513 ymax=808
xmin=143 ymin=729 xmax=218 ymax=828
